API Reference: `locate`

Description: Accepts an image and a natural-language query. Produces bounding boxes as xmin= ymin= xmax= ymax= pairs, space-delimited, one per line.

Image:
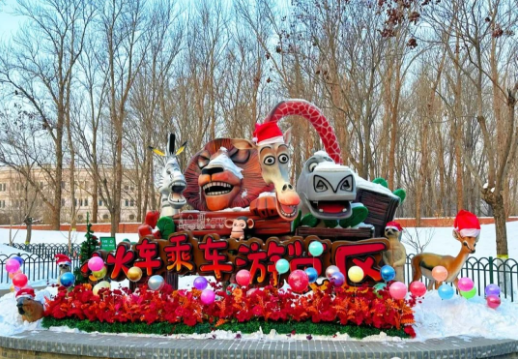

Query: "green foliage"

xmin=339 ymin=205 xmax=368 ymax=228
xmin=372 ymin=178 xmax=388 ymax=188
xmin=393 ymin=188 xmax=406 ymax=203
xmin=73 ymin=213 xmax=99 ymax=284
xmin=157 ymin=216 xmax=175 ymax=238
xmin=41 ymin=317 xmax=409 ymax=339
xmin=323 ymin=219 xmax=338 ymax=228
xmin=300 ymin=213 xmax=318 ymax=227
xmin=291 ymin=210 xmax=302 ymax=232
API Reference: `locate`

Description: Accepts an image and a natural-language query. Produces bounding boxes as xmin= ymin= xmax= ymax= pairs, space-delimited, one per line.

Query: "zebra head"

xmin=159 ymin=133 xmax=187 ymax=210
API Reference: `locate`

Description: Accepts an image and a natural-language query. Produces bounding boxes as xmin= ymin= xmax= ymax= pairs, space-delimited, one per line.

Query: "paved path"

xmin=1 ymin=330 xmax=517 ymax=359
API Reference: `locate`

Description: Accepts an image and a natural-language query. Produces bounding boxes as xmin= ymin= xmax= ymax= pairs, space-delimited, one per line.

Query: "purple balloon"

xmin=330 ymin=272 xmax=345 ymax=287
xmin=12 ymin=256 xmax=24 ymax=265
xmin=200 ymin=289 xmax=216 ymax=305
xmin=485 ymin=284 xmax=500 ymax=297
xmin=193 ymin=276 xmax=208 ymax=290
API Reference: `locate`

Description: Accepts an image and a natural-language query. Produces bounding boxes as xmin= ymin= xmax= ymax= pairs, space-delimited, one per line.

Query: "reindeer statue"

xmin=233 ymin=100 xmax=343 ymax=221
xmin=412 ymin=210 xmax=480 ymax=290
xmin=154 ymin=133 xmax=187 ymax=217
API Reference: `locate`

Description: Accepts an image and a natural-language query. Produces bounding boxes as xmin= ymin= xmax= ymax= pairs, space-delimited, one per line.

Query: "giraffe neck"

xmin=264 ymin=100 xmax=343 ymax=164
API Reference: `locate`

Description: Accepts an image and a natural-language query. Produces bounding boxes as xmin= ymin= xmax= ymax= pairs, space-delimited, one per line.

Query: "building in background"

xmin=0 ymin=166 xmax=144 ymax=225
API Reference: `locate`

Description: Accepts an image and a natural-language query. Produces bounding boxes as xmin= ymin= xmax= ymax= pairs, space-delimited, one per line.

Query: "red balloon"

xmin=486 ymin=295 xmax=501 ymax=309
xmin=236 ymin=270 xmax=251 ymax=287
xmin=288 ymin=270 xmax=309 ymax=293
xmin=409 ymin=281 xmax=427 ymax=297
xmin=12 ymin=273 xmax=28 ymax=288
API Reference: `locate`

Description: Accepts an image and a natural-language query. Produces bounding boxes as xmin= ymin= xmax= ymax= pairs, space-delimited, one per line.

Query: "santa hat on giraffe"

xmin=253 ymin=122 xmax=284 ymax=146
xmin=15 ymin=287 xmax=35 ymax=300
xmin=385 ymin=221 xmax=403 ymax=232
xmin=453 ymin=210 xmax=480 ymax=238
xmin=55 ymin=254 xmax=71 ymax=266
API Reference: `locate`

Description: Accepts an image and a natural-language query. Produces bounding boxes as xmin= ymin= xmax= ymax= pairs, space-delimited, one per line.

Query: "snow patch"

xmin=206 ymin=149 xmax=244 ymax=179
xmin=258 ymin=192 xmax=276 ymax=198
xmin=354 ymin=175 xmax=398 ymax=199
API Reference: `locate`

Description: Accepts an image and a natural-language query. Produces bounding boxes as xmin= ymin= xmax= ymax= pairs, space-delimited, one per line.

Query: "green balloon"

xmin=275 ymin=259 xmax=290 ymax=274
xmin=461 ymin=287 xmax=477 ymax=299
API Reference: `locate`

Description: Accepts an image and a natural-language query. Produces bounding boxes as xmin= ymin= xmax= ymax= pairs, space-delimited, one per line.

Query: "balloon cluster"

xmin=87 ymin=257 xmax=107 ymax=285
xmin=428 ymin=266 xmax=454 ymax=300
xmin=6 ymin=256 xmax=27 ymax=292
xmin=458 ymin=277 xmax=476 ymax=299
xmin=485 ymin=284 xmax=501 ymax=309
xmin=378 ymin=265 xmax=408 ymax=300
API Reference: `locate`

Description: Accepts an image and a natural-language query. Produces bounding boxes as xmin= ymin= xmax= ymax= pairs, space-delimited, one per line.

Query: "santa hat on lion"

xmin=16 ymin=287 xmax=35 ymax=300
xmin=453 ymin=210 xmax=481 ymax=238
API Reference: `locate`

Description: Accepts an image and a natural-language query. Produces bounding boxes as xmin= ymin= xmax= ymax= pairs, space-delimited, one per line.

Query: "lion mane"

xmin=183 ymin=138 xmax=273 ymax=211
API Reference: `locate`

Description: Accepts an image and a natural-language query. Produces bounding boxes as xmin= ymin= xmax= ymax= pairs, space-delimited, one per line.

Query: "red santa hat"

xmin=454 ymin=210 xmax=480 ymax=238
xmin=253 ymin=122 xmax=284 ymax=146
xmin=385 ymin=221 xmax=403 ymax=232
xmin=16 ymin=287 xmax=35 ymax=300
xmin=55 ymin=254 xmax=71 ymax=266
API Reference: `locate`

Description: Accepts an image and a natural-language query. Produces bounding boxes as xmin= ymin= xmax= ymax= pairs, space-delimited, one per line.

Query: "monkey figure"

xmin=382 ymin=221 xmax=407 ymax=283
xmin=225 ymin=216 xmax=255 ymax=240
xmin=55 ymin=254 xmax=72 ymax=285
xmin=15 ymin=288 xmax=44 ymax=323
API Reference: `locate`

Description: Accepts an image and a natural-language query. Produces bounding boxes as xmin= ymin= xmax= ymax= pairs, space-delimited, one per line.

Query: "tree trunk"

xmin=52 ymin=128 xmax=63 ymax=230
xmin=485 ymin=191 xmax=508 ymax=257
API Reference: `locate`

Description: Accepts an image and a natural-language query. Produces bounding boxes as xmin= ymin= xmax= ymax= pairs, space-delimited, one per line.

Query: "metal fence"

xmin=405 ymin=254 xmax=518 ymax=302
xmin=1 ymin=243 xmax=82 ymax=286
xmin=1 ymin=244 xmax=517 ymax=302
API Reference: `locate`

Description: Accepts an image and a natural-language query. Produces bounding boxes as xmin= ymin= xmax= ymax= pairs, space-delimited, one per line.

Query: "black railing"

xmin=1 ymin=243 xmax=82 ymax=287
xmin=405 ymin=254 xmax=518 ymax=302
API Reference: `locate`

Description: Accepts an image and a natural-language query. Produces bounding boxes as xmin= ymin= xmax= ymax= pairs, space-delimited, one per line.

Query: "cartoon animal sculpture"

xmin=232 ymin=100 xmax=344 ymax=220
xmin=296 ymin=151 xmax=368 ymax=228
xmin=15 ymin=288 xmax=44 ymax=323
xmin=412 ymin=210 xmax=480 ymax=290
xmin=225 ymin=216 xmax=255 ymax=240
xmin=382 ymin=221 xmax=406 ymax=282
xmin=55 ymin=254 xmax=71 ymax=285
xmin=183 ymin=139 xmax=273 ymax=212
xmin=154 ymin=133 xmax=187 ymax=217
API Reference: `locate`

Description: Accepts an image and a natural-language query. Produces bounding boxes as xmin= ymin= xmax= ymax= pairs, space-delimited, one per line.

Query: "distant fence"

xmin=1 ymin=243 xmax=82 ymax=287
xmin=405 ymin=254 xmax=518 ymax=302
xmin=1 ymin=244 xmax=517 ymax=302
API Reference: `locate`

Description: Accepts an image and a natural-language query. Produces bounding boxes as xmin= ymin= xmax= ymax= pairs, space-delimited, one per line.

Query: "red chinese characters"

xmin=106 ymin=246 xmax=136 ymax=280
xmin=198 ymin=236 xmax=233 ymax=280
xmin=134 ymin=238 xmax=164 ymax=276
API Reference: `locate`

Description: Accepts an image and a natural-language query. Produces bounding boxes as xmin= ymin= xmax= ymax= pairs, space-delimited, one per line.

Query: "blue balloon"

xmin=438 ymin=284 xmax=454 ymax=300
xmin=12 ymin=256 xmax=24 ymax=265
xmin=60 ymin=272 xmax=75 ymax=288
xmin=308 ymin=241 xmax=324 ymax=257
xmin=305 ymin=267 xmax=318 ymax=283
xmin=275 ymin=259 xmax=290 ymax=274
xmin=380 ymin=265 xmax=395 ymax=282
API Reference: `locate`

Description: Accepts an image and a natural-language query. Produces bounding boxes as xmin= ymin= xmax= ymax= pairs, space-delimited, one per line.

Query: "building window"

xmin=39 ymin=182 xmax=44 ymax=189
xmin=0 ymin=183 xmax=6 ymax=191
xmin=74 ymin=199 xmax=77 ymax=207
xmin=124 ymin=199 xmax=129 ymax=207
xmin=129 ymin=214 xmax=135 ymax=220
xmin=124 ymin=185 xmax=129 ymax=191
xmin=130 ymin=199 xmax=135 ymax=207
xmin=98 ymin=199 xmax=103 ymax=206
xmin=84 ymin=198 xmax=88 ymax=207
xmin=103 ymin=214 xmax=109 ymax=220
xmin=61 ymin=181 xmax=65 ymax=189
xmin=78 ymin=215 xmax=83 ymax=221
xmin=0 ymin=200 xmax=5 ymax=208
xmin=61 ymin=199 xmax=66 ymax=206
xmin=15 ymin=183 xmax=21 ymax=191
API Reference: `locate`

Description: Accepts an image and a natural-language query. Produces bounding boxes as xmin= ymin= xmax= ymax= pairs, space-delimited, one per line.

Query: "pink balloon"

xmin=12 ymin=273 xmax=28 ymax=288
xmin=486 ymin=295 xmax=501 ymax=309
xmin=88 ymin=257 xmax=105 ymax=272
xmin=389 ymin=281 xmax=408 ymax=300
xmin=236 ymin=270 xmax=251 ymax=287
xmin=200 ymin=289 xmax=216 ymax=305
xmin=458 ymin=277 xmax=474 ymax=292
xmin=5 ymin=258 xmax=20 ymax=273
xmin=409 ymin=281 xmax=426 ymax=297
xmin=288 ymin=270 xmax=309 ymax=293
xmin=432 ymin=266 xmax=448 ymax=282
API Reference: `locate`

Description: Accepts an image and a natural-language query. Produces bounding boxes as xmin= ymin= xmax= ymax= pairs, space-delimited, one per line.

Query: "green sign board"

xmin=100 ymin=237 xmax=116 ymax=252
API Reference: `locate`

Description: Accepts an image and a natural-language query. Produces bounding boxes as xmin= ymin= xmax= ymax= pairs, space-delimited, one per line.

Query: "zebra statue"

xmin=157 ymin=133 xmax=188 ymax=217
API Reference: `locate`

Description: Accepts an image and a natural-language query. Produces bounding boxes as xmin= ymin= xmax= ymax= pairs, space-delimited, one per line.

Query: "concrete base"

xmin=1 ymin=331 xmax=517 ymax=359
